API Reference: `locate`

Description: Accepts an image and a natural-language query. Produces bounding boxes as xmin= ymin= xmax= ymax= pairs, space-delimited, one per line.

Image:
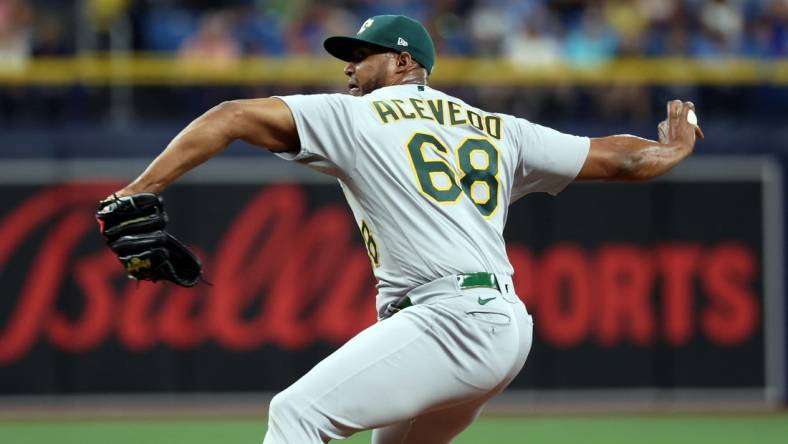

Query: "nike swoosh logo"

xmin=478 ymin=296 xmax=497 ymax=305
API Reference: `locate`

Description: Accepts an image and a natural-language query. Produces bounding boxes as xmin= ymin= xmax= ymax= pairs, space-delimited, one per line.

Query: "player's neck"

xmin=390 ymin=70 xmax=428 ymax=87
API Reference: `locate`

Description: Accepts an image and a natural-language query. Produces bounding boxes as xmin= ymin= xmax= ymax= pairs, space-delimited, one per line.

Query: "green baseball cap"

xmin=324 ymin=15 xmax=436 ymax=74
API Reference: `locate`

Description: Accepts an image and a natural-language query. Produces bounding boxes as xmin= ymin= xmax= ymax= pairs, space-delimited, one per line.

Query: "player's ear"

xmin=396 ymin=51 xmax=414 ymax=70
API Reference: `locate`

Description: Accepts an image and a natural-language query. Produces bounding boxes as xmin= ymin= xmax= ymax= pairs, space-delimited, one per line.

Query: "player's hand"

xmin=657 ymin=100 xmax=704 ymax=147
xmin=101 ymin=186 xmax=141 ymax=206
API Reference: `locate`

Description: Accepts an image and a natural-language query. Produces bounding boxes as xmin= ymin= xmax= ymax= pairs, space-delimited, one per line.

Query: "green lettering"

xmin=372 ymin=100 xmax=400 ymax=124
xmin=409 ymin=98 xmax=433 ymax=121
xmin=391 ymin=99 xmax=416 ymax=119
xmin=427 ymin=99 xmax=445 ymax=125
xmin=406 ymin=133 xmax=461 ymax=203
xmin=458 ymin=139 xmax=499 ymax=217
xmin=467 ymin=110 xmax=484 ymax=131
xmin=485 ymin=115 xmax=502 ymax=139
xmin=448 ymin=101 xmax=466 ymax=125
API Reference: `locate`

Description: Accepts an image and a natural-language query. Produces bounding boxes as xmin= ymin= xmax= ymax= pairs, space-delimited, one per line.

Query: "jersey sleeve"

xmin=510 ymin=118 xmax=590 ymax=200
xmin=274 ymin=93 xmax=359 ymax=178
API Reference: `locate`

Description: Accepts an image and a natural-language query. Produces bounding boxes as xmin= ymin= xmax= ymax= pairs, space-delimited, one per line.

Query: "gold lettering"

xmin=391 ymin=99 xmax=416 ymax=119
xmin=448 ymin=101 xmax=466 ymax=125
xmin=126 ymin=257 xmax=152 ymax=273
xmin=372 ymin=100 xmax=399 ymax=123
xmin=409 ymin=98 xmax=433 ymax=121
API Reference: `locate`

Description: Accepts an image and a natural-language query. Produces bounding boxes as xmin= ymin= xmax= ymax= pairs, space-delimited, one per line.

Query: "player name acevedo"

xmin=370 ymin=96 xmax=503 ymax=140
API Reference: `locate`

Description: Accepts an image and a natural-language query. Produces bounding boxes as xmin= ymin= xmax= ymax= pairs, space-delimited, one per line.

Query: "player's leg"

xmin=370 ymin=389 xmax=493 ymax=444
xmin=263 ymin=303 xmax=492 ymax=443
xmin=371 ymin=301 xmax=533 ymax=444
xmin=262 ymin=290 xmax=532 ymax=444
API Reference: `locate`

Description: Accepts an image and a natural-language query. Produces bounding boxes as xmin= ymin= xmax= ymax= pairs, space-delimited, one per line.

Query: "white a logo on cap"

xmin=397 ymin=37 xmax=408 ymax=46
xmin=358 ymin=19 xmax=374 ymax=34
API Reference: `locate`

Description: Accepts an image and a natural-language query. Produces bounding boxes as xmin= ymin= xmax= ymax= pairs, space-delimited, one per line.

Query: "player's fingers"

xmin=681 ymin=102 xmax=702 ymax=139
xmin=99 ymin=190 xmax=128 ymax=206
xmin=657 ymin=120 xmax=669 ymax=142
xmin=679 ymin=103 xmax=694 ymax=122
xmin=667 ymin=99 xmax=682 ymax=120
xmin=694 ymin=125 xmax=705 ymax=140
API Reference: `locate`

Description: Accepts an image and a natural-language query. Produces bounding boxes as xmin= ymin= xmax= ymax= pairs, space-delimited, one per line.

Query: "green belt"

xmin=390 ymin=272 xmax=500 ymax=312
xmin=457 ymin=272 xmax=500 ymax=291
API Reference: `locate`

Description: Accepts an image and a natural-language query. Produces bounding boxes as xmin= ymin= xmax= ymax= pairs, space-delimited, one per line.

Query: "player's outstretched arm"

xmin=112 ymin=98 xmax=299 ymax=197
xmin=576 ymin=100 xmax=704 ymax=182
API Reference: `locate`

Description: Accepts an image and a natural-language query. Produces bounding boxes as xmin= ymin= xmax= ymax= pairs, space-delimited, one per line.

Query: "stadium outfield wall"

xmin=0 ymin=156 xmax=782 ymax=408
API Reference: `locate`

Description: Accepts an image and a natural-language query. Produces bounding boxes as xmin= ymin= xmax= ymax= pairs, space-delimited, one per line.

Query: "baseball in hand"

xmin=687 ymin=110 xmax=698 ymax=126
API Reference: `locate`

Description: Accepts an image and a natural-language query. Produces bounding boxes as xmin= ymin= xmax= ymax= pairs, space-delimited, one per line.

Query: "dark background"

xmin=0 ymin=181 xmax=766 ymax=393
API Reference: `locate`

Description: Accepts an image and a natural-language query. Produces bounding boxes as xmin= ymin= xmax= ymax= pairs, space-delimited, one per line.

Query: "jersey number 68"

xmin=405 ymin=132 xmax=499 ymax=218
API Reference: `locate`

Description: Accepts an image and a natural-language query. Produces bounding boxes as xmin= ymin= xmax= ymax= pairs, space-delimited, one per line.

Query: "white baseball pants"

xmin=262 ymin=274 xmax=533 ymax=443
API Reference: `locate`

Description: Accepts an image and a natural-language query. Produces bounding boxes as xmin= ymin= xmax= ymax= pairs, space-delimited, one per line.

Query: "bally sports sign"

xmin=0 ymin=157 xmax=782 ymax=403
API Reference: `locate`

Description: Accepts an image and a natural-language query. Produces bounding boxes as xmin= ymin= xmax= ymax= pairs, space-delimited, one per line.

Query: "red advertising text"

xmin=0 ymin=184 xmax=761 ymax=365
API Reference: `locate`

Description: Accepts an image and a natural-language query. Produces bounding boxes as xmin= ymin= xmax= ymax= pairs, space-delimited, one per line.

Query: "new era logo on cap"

xmin=397 ymin=37 xmax=408 ymax=46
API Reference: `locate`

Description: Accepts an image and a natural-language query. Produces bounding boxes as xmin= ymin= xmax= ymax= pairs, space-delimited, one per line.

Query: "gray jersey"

xmin=276 ymin=85 xmax=589 ymax=316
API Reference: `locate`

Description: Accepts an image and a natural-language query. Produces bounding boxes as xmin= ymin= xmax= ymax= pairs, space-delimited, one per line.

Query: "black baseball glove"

xmin=96 ymin=193 xmax=204 ymax=287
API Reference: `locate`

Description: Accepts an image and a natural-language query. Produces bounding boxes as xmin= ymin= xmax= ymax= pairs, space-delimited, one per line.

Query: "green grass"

xmin=1 ymin=414 xmax=786 ymax=443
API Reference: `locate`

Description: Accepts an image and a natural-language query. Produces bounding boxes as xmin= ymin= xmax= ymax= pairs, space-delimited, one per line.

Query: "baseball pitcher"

xmin=100 ymin=15 xmax=702 ymax=444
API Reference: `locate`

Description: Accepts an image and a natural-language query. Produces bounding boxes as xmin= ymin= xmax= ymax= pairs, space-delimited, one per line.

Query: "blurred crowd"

xmin=1 ymin=0 xmax=786 ymax=129
xmin=1 ymin=0 xmax=786 ymax=64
